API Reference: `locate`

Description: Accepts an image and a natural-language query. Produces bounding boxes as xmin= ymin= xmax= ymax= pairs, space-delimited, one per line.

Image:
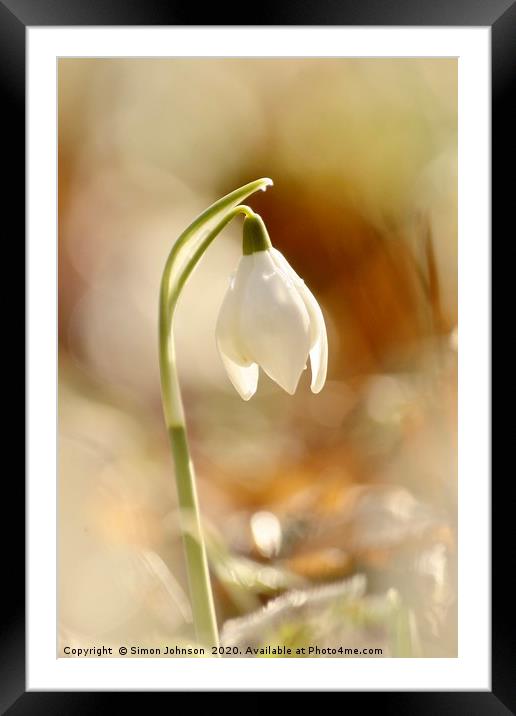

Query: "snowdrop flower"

xmin=216 ymin=213 xmax=328 ymax=400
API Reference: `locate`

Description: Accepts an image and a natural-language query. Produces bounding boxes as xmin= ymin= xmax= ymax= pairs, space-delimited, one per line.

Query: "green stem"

xmin=158 ymin=178 xmax=272 ymax=648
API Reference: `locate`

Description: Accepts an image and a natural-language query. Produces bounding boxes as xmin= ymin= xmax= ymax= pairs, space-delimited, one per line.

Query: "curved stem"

xmin=158 ymin=179 xmax=272 ymax=649
xmin=167 ymin=204 xmax=256 ymax=322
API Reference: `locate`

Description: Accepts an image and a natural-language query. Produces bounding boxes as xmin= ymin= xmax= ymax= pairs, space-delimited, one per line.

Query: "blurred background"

xmin=58 ymin=58 xmax=457 ymax=657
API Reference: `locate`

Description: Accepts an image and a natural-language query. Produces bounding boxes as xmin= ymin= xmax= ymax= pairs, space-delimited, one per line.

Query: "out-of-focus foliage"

xmin=222 ymin=576 xmax=420 ymax=658
xmin=58 ymin=58 xmax=457 ymax=657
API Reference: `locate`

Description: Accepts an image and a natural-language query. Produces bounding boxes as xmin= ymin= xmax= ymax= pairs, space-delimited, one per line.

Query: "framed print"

xmin=5 ymin=0 xmax=509 ymax=709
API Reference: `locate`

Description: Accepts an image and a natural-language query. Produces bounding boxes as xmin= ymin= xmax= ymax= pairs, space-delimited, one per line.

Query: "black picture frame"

xmin=6 ymin=0 xmax=508 ymax=710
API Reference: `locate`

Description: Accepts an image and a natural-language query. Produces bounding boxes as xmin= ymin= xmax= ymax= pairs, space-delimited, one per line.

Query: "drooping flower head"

xmin=216 ymin=213 xmax=328 ymax=400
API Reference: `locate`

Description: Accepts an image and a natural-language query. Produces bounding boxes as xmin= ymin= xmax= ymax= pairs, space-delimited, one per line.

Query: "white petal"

xmin=216 ymin=256 xmax=259 ymax=399
xmin=238 ymin=251 xmax=311 ymax=395
xmin=219 ymin=352 xmax=259 ymax=401
xmin=296 ymin=286 xmax=328 ymax=393
xmin=269 ymin=248 xmax=328 ymax=393
xmin=308 ymin=322 xmax=328 ymax=393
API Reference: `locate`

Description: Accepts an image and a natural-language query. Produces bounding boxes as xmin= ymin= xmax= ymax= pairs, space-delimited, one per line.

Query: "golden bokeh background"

xmin=58 ymin=58 xmax=457 ymax=657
